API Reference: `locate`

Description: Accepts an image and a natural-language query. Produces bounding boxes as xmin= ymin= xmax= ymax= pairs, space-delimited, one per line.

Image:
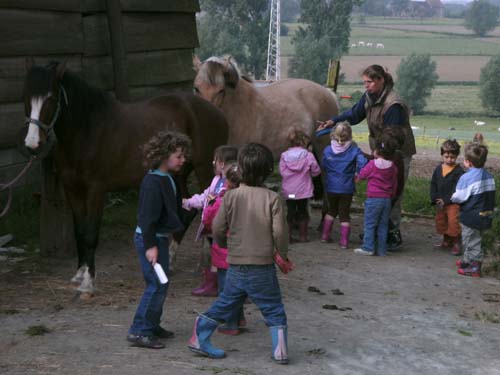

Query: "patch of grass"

xmin=25 ymin=325 xmax=50 ymax=336
xmin=475 ymin=311 xmax=500 ymax=324
xmin=384 ymin=290 xmax=399 ymax=297
xmin=458 ymin=329 xmax=473 ymax=337
xmin=348 ymin=36 xmax=500 ymax=56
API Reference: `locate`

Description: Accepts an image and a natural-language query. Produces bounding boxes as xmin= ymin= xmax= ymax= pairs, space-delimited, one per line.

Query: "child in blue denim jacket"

xmin=127 ymin=131 xmax=190 ymax=349
xmin=188 ymin=143 xmax=292 ymax=364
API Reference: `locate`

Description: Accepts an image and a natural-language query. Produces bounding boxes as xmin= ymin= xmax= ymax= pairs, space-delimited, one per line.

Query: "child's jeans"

xmin=217 ymin=269 xmax=245 ymax=329
xmin=461 ymin=224 xmax=483 ymax=262
xmin=205 ymin=264 xmax=286 ymax=327
xmin=363 ymin=197 xmax=391 ymax=256
xmin=129 ymin=233 xmax=169 ymax=336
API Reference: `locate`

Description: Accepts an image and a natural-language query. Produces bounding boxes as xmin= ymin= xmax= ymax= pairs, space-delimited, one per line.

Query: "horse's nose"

xmin=24 ymin=137 xmax=39 ymax=149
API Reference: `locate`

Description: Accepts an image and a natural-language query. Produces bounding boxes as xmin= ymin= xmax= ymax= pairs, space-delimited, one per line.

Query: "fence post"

xmin=40 ymin=153 xmax=76 ymax=258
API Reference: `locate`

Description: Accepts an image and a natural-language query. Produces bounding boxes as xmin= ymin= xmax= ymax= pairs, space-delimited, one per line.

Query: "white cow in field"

xmin=351 ymin=43 xmax=357 ymax=48
xmin=366 ymin=42 xmax=373 ymax=47
xmin=358 ymin=41 xmax=365 ymax=47
xmin=376 ymin=43 xmax=385 ymax=49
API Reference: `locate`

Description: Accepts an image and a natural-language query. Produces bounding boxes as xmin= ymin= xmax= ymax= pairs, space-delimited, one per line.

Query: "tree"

xmin=289 ymin=0 xmax=361 ymax=84
xmin=282 ymin=0 xmax=301 ymax=22
xmin=464 ymin=0 xmax=500 ymax=37
xmin=390 ymin=0 xmax=410 ymax=16
xmin=395 ymin=53 xmax=439 ymax=115
xmin=197 ymin=0 xmax=269 ymax=78
xmin=479 ymin=55 xmax=500 ymax=112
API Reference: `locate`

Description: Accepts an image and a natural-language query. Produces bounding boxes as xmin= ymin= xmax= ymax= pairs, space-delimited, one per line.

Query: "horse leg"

xmin=66 ymin=187 xmax=104 ymax=296
xmin=65 ymin=189 xmax=89 ymax=285
xmin=76 ymin=190 xmax=105 ymax=295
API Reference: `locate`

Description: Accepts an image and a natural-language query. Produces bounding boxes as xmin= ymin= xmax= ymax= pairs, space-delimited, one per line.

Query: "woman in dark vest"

xmin=317 ymin=65 xmax=416 ymax=250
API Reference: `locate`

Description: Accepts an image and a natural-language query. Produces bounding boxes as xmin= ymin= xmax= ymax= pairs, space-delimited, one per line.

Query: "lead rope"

xmin=0 ymin=156 xmax=35 ymax=219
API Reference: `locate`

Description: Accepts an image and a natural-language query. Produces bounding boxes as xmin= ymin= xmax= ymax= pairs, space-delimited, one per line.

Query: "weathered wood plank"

xmin=0 ymin=155 xmax=40 ymax=188
xmin=83 ymin=49 xmax=195 ymax=89
xmin=84 ymin=13 xmax=198 ymax=56
xmin=82 ymin=0 xmax=199 ymax=13
xmin=0 ymin=55 xmax=81 ymax=104
xmin=0 ymin=0 xmax=81 ymax=11
xmin=0 ymin=9 xmax=83 ymax=56
xmin=0 ymin=103 xmax=24 ymax=150
xmin=0 ymin=55 xmax=82 ymax=79
xmin=0 ymin=147 xmax=32 ymax=168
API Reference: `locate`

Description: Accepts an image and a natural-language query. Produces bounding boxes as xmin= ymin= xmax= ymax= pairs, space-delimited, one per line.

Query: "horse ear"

xmin=223 ymin=57 xmax=239 ymax=89
xmin=192 ymin=55 xmax=202 ymax=71
xmin=56 ymin=60 xmax=67 ymax=80
xmin=26 ymin=56 xmax=35 ymax=71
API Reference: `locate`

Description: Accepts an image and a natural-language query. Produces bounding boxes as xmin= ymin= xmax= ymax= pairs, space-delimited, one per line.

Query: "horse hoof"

xmin=70 ymin=277 xmax=83 ymax=285
xmin=79 ymin=292 xmax=94 ymax=300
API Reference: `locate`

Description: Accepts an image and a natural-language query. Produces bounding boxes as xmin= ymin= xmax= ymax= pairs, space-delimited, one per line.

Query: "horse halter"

xmin=25 ymin=84 xmax=68 ymax=136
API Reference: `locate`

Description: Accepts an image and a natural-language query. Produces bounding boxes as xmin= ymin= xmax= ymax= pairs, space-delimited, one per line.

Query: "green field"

xmin=337 ymin=83 xmax=500 ymax=153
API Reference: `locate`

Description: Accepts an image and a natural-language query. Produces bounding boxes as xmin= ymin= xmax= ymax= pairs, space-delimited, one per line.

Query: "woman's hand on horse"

xmin=316 ymin=119 xmax=334 ymax=131
xmin=146 ymin=246 xmax=159 ymax=265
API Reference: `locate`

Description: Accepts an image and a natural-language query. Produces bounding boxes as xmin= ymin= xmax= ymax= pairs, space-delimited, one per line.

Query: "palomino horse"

xmin=192 ymin=56 xmax=339 ymax=158
xmin=22 ymin=59 xmax=228 ymax=296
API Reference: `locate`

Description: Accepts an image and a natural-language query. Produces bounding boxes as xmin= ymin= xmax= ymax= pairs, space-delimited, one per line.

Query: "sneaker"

xmin=457 ymin=261 xmax=481 ymax=277
xmin=153 ymin=326 xmax=175 ymax=339
xmin=127 ymin=335 xmax=165 ymax=349
xmin=354 ymin=248 xmax=374 ymax=256
xmin=456 ymin=259 xmax=470 ymax=269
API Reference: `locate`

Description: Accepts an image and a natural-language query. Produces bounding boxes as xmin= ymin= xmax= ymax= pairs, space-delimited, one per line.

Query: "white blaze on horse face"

xmin=25 ymin=95 xmax=50 ymax=149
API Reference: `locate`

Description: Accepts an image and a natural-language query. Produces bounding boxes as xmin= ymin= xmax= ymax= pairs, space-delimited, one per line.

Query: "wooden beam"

xmin=0 ymin=0 xmax=81 ymax=11
xmin=82 ymin=0 xmax=200 ymax=13
xmin=105 ymin=0 xmax=130 ymax=101
xmin=0 ymin=103 xmax=24 ymax=149
xmin=0 ymin=9 xmax=83 ymax=56
xmin=82 ymin=49 xmax=195 ymax=89
xmin=84 ymin=12 xmax=198 ymax=56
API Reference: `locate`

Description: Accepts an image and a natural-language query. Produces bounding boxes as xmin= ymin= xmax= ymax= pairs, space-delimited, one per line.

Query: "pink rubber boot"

xmin=191 ymin=268 xmax=218 ymax=297
xmin=321 ymin=216 xmax=334 ymax=243
xmin=339 ymin=223 xmax=350 ymax=249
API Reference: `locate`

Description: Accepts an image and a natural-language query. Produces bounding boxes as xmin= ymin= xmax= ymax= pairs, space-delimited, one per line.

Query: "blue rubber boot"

xmin=270 ymin=326 xmax=289 ymax=364
xmin=188 ymin=315 xmax=226 ymax=359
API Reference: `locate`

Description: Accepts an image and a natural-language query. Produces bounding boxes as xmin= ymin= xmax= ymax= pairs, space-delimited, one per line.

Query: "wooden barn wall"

xmin=0 ymin=0 xmax=199 ymax=189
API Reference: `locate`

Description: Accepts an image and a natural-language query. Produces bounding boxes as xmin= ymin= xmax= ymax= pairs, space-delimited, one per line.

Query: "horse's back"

xmin=259 ymin=78 xmax=338 ymax=119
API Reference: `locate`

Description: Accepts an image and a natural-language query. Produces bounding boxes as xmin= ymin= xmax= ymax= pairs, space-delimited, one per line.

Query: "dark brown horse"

xmin=22 ymin=59 xmax=228 ymax=296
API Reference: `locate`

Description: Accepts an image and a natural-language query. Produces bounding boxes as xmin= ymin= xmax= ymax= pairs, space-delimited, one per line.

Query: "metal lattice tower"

xmin=266 ymin=0 xmax=281 ymax=81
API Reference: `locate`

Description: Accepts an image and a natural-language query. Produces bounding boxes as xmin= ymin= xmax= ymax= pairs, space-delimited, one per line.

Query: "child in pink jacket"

xmin=183 ymin=145 xmax=238 ymax=297
xmin=279 ymin=128 xmax=321 ymax=242
xmin=202 ymin=162 xmax=245 ymax=335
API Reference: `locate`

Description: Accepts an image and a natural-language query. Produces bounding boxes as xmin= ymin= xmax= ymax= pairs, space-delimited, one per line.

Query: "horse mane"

xmin=199 ymin=56 xmax=254 ymax=88
xmin=62 ymin=68 xmax=111 ymax=128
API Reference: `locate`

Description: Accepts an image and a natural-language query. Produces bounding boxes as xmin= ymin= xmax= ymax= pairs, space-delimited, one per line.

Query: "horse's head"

xmin=193 ymin=55 xmax=240 ymax=108
xmin=22 ymin=58 xmax=67 ymax=153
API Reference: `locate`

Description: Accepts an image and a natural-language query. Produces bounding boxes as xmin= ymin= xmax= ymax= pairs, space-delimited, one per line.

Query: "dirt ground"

xmin=1 ymin=153 xmax=500 ymax=375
